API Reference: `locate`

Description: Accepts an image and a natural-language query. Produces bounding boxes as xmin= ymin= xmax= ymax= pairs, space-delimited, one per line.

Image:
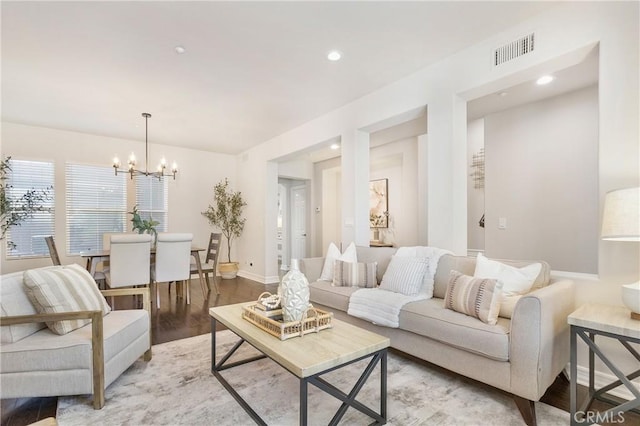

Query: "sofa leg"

xmin=144 ymin=347 xmax=152 ymax=361
xmin=513 ymin=396 xmax=536 ymax=426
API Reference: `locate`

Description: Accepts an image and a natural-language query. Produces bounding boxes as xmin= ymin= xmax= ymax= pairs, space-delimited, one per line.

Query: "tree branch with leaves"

xmin=202 ymin=178 xmax=247 ymax=263
xmin=1 ymin=157 xmax=53 ymax=249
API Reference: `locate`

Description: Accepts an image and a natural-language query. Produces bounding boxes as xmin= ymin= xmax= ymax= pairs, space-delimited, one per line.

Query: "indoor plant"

xmin=0 ymin=156 xmax=52 ymax=250
xmin=128 ymin=204 xmax=159 ymax=244
xmin=202 ymin=178 xmax=247 ymax=279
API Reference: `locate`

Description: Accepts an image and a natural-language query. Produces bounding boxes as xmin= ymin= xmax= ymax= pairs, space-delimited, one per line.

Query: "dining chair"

xmin=104 ymin=234 xmax=152 ymax=305
xmin=44 ymin=236 xmax=61 ymax=266
xmin=190 ymin=232 xmax=222 ymax=295
xmin=152 ymin=233 xmax=193 ymax=306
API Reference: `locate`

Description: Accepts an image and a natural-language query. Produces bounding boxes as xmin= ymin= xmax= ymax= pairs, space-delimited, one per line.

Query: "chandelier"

xmin=112 ymin=113 xmax=178 ymax=180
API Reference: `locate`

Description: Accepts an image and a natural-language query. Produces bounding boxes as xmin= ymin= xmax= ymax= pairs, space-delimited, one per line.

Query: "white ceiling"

xmin=2 ymin=1 xmax=560 ymax=155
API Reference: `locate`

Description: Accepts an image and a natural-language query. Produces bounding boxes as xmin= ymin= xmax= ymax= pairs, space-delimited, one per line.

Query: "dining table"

xmin=80 ymin=246 xmax=208 ymax=295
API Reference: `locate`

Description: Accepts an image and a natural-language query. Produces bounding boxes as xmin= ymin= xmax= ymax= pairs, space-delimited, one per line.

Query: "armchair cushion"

xmin=1 ymin=271 xmax=46 ymax=343
xmin=23 ymin=264 xmax=111 ymax=335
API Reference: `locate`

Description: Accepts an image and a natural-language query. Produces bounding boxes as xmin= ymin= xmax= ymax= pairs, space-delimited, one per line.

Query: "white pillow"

xmin=379 ymin=256 xmax=429 ymax=296
xmin=473 ymin=253 xmax=542 ymax=318
xmin=319 ymin=242 xmax=357 ymax=282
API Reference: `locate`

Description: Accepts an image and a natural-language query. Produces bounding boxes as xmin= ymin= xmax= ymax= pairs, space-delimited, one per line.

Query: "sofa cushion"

xmin=379 ymin=256 xmax=429 ymax=296
xmin=309 ymin=280 xmax=360 ymax=312
xmin=433 ymin=254 xmax=551 ymax=301
xmin=444 ymin=271 xmax=502 ymax=325
xmin=320 ymin=242 xmax=357 ymax=282
xmin=1 ymin=271 xmax=46 ymax=343
xmin=355 ymin=246 xmax=398 ymax=283
xmin=23 ymin=264 xmax=111 ymax=335
xmin=0 ymin=309 xmax=148 ymax=374
xmin=399 ymin=298 xmax=511 ymax=361
xmin=474 ymin=253 xmax=542 ymax=318
xmin=332 ymin=260 xmax=377 ymax=288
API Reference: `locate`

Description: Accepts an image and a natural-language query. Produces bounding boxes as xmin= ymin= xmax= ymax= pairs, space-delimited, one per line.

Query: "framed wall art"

xmin=369 ymin=178 xmax=388 ymax=228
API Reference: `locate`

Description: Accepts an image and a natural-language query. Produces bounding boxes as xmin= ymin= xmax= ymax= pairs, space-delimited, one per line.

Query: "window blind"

xmin=66 ymin=164 xmax=127 ymax=254
xmin=5 ymin=159 xmax=55 ymax=258
xmin=135 ymin=175 xmax=168 ymax=232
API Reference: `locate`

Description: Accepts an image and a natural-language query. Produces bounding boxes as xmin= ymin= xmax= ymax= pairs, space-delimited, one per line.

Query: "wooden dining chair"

xmin=105 ymin=234 xmax=152 ymax=305
xmin=190 ymin=232 xmax=222 ymax=295
xmin=44 ymin=236 xmax=61 ymax=266
xmin=152 ymin=233 xmax=193 ymax=306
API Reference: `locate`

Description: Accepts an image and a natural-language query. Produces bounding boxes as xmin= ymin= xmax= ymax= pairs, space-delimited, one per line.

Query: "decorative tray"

xmin=242 ymin=299 xmax=333 ymax=341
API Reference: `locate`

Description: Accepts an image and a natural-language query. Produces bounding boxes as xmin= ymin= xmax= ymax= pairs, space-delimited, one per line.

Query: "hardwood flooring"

xmin=2 ymin=276 xmax=638 ymax=426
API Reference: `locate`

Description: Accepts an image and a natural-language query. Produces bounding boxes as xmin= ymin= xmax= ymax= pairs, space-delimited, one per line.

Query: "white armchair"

xmin=0 ymin=266 xmax=152 ymax=409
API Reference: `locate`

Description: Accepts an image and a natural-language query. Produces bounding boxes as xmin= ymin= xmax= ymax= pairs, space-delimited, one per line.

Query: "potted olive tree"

xmin=202 ymin=178 xmax=247 ymax=279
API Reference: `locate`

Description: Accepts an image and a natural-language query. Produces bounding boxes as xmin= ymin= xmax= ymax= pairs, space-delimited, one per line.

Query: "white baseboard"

xmin=237 ymin=270 xmax=279 ymax=284
xmin=573 ymin=365 xmax=640 ymax=401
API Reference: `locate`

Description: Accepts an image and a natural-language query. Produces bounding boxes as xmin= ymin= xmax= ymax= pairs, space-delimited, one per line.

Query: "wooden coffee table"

xmin=209 ymin=303 xmax=390 ymax=425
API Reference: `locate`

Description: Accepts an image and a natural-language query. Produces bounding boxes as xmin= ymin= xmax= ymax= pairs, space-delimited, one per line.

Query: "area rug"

xmin=57 ymin=331 xmax=568 ymax=425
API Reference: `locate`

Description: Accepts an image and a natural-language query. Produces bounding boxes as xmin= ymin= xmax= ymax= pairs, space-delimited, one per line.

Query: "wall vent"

xmin=493 ymin=33 xmax=535 ymax=66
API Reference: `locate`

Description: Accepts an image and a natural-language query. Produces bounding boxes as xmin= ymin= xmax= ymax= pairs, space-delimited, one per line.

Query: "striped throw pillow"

xmin=23 ymin=264 xmax=111 ymax=335
xmin=379 ymin=256 xmax=429 ymax=296
xmin=444 ymin=270 xmax=502 ymax=325
xmin=332 ymin=260 xmax=377 ymax=288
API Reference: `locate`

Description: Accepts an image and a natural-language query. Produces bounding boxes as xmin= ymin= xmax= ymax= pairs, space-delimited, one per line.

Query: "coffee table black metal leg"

xmin=381 ymin=349 xmax=387 ymax=421
xmin=300 ymin=378 xmax=308 ymax=426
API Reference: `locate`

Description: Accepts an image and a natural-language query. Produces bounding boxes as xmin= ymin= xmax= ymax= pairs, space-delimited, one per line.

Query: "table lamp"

xmin=601 ymin=187 xmax=640 ymax=319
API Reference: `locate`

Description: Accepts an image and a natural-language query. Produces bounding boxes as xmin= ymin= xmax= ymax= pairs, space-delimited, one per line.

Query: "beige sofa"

xmin=0 ymin=266 xmax=152 ymax=409
xmin=301 ymin=246 xmax=575 ymax=426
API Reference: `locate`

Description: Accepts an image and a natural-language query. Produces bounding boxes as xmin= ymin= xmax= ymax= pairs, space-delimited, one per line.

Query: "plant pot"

xmin=218 ymin=262 xmax=239 ymax=279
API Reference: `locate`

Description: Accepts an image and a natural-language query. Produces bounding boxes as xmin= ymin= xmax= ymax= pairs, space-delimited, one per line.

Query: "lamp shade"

xmin=601 ymin=187 xmax=640 ymax=241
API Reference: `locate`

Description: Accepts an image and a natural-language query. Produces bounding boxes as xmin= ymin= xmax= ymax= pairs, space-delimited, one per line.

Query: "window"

xmin=135 ymin=175 xmax=168 ymax=232
xmin=66 ymin=164 xmax=126 ymax=254
xmin=5 ymin=159 xmax=55 ymax=258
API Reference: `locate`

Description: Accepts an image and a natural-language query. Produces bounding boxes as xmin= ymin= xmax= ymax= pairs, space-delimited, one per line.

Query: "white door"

xmin=290 ymin=185 xmax=307 ymax=261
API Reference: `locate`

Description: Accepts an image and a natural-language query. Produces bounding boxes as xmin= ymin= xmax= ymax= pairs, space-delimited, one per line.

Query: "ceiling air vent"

xmin=493 ymin=33 xmax=535 ymax=67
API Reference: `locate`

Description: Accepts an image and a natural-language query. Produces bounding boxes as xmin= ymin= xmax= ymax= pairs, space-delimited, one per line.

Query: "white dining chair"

xmin=152 ymin=233 xmax=193 ymax=306
xmin=105 ymin=234 xmax=152 ymax=301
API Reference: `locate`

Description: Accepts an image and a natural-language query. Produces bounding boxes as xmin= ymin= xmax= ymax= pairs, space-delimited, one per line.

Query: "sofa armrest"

xmin=0 ymin=310 xmax=106 ymax=409
xmin=101 ymin=287 xmax=151 ymax=314
xmin=299 ymin=257 xmax=325 ymax=283
xmin=509 ymin=279 xmax=575 ymax=400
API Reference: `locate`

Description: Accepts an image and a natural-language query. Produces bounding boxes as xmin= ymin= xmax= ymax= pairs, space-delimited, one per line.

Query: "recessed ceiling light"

xmin=330 ymin=143 xmax=340 ymax=150
xmin=498 ymin=92 xmax=508 ymax=97
xmin=536 ymin=75 xmax=554 ymax=85
xmin=175 ymin=45 xmax=187 ymax=54
xmin=327 ymin=50 xmax=342 ymax=61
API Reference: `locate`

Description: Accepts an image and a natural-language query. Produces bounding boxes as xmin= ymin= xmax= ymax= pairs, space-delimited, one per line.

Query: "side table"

xmin=568 ymin=303 xmax=640 ymax=425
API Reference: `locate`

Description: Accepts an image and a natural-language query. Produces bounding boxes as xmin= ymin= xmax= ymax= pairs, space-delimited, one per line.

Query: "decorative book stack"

xmin=255 ymin=293 xmax=283 ymax=320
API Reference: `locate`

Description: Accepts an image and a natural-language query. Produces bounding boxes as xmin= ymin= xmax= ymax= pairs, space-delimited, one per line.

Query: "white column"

xmin=341 ymin=130 xmax=370 ymax=247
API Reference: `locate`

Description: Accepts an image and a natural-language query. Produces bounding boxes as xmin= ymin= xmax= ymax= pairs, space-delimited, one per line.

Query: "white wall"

xmin=369 ymin=138 xmax=419 ymax=247
xmin=1 ymin=122 xmax=237 ymax=273
xmin=484 ymin=85 xmax=599 ymax=273
xmin=235 ymin=2 xmax=639 ymax=393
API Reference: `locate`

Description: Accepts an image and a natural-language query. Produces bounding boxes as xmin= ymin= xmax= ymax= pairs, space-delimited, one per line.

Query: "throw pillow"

xmin=473 ymin=253 xmax=542 ymax=318
xmin=379 ymin=256 xmax=429 ymax=296
xmin=332 ymin=260 xmax=377 ymax=288
xmin=445 ymin=270 xmax=502 ymax=325
xmin=23 ymin=263 xmax=111 ymax=335
xmin=319 ymin=242 xmax=358 ymax=282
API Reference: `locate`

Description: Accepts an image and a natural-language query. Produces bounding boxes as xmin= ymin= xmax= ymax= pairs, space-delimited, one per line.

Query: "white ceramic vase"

xmin=279 ymin=259 xmax=310 ymax=322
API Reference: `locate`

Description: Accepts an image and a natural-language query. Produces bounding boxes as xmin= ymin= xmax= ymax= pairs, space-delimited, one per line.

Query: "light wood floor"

xmin=2 ymin=276 xmax=637 ymax=426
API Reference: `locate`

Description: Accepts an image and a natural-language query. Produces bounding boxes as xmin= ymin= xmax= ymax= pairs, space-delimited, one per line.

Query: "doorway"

xmin=277 ymin=178 xmax=309 ymax=271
